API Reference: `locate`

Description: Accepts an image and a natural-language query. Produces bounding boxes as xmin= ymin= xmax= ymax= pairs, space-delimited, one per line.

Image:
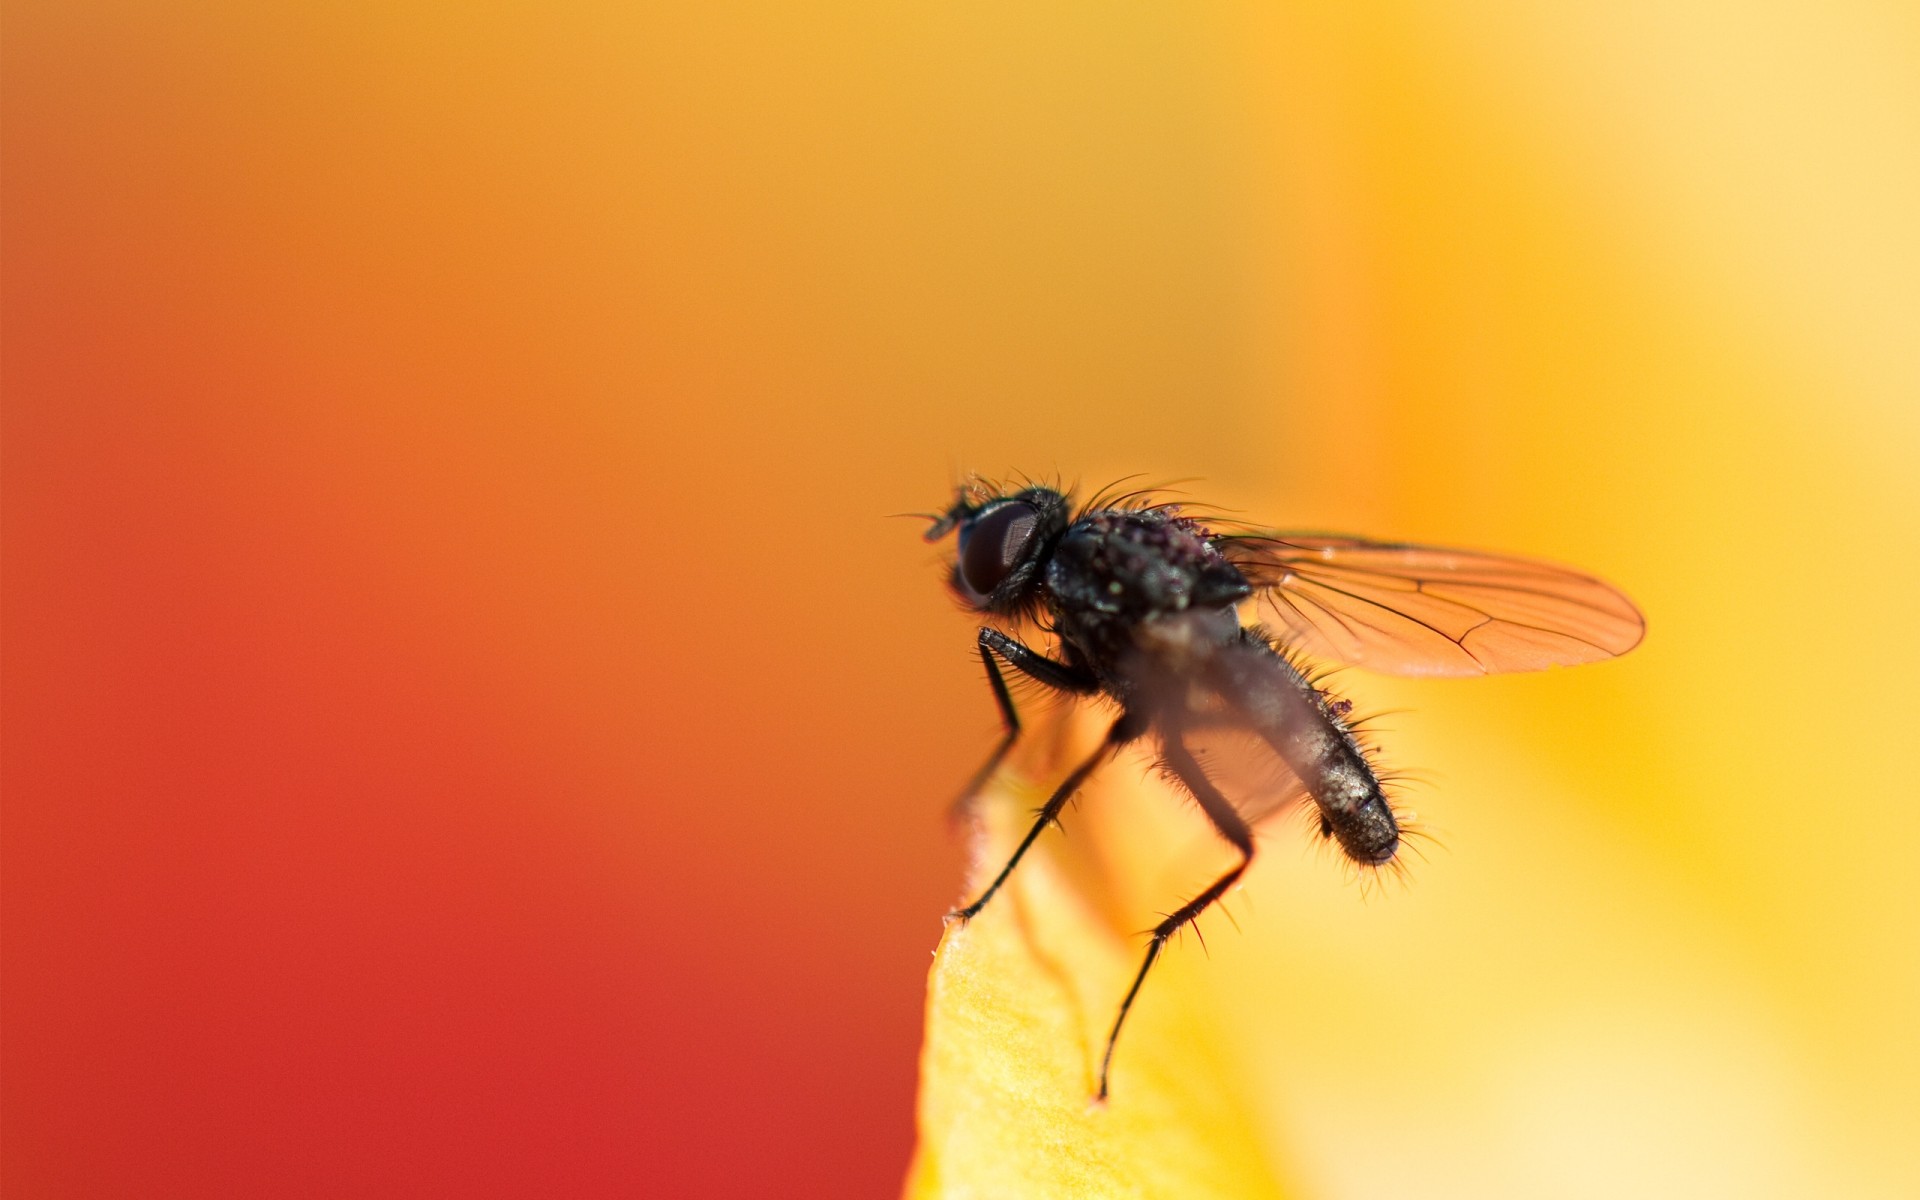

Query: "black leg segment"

xmin=949 ymin=708 xmax=1143 ymax=924
xmin=951 ymin=628 xmax=1100 ymax=818
xmin=1097 ymin=735 xmax=1255 ymax=1101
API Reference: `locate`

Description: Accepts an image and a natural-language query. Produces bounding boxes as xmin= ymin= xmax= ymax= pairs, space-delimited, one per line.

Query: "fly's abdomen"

xmin=1305 ymin=743 xmax=1400 ymax=866
xmin=1212 ymin=631 xmax=1400 ymax=865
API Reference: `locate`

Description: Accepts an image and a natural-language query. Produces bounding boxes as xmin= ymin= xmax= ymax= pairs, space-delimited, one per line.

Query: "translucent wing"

xmin=1221 ymin=533 xmax=1645 ymax=677
xmin=1175 ymin=720 xmax=1313 ymax=827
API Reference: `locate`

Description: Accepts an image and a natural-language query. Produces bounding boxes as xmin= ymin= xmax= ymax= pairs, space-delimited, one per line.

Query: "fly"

xmin=922 ymin=478 xmax=1644 ymax=1100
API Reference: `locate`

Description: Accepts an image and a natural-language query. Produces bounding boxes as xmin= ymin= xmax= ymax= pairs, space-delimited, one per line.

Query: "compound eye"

xmin=959 ymin=501 xmax=1040 ymax=597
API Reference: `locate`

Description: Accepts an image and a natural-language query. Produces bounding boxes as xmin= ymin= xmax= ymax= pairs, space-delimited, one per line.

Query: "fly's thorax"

xmin=1042 ymin=508 xmax=1250 ymax=653
xmin=1122 ymin=604 xmax=1245 ymax=685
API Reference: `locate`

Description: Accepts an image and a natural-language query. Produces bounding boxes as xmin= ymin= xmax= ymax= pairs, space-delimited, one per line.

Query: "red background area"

xmin=3 ymin=5 xmax=987 ymax=1194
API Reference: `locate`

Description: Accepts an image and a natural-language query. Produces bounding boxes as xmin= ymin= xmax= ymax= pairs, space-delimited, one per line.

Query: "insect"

xmin=923 ymin=478 xmax=1644 ymax=1100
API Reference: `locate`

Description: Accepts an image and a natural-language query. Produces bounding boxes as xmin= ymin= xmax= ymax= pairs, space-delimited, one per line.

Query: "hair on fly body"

xmin=919 ymin=474 xmax=1643 ymax=1100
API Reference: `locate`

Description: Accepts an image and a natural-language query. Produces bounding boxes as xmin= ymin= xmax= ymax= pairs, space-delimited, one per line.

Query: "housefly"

xmin=923 ymin=478 xmax=1644 ymax=1100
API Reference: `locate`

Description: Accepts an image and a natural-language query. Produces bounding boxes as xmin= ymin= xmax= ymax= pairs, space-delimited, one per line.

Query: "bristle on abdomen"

xmin=1216 ymin=628 xmax=1403 ymax=867
xmin=1299 ymin=724 xmax=1399 ymax=864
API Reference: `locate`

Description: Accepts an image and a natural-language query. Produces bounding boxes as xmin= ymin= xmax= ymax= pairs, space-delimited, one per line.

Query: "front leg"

xmin=951 ymin=706 xmax=1146 ymax=924
xmin=951 ymin=628 xmax=1100 ymax=818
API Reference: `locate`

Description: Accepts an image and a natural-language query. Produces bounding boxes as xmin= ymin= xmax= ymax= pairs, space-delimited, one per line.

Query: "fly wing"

xmin=1125 ymin=635 xmax=1317 ymax=829
xmin=1221 ymin=533 xmax=1645 ymax=677
xmin=1172 ymin=718 xmax=1312 ymax=827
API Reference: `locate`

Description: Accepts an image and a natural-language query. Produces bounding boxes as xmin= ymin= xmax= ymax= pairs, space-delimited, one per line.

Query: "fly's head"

xmin=924 ymin=484 xmax=1071 ymax=618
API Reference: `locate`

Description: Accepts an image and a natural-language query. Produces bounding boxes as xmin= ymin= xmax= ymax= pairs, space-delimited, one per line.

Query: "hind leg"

xmin=1097 ymin=734 xmax=1254 ymax=1100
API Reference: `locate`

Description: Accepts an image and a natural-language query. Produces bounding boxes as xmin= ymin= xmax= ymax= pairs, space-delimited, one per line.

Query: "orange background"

xmin=6 ymin=3 xmax=1917 ymax=1198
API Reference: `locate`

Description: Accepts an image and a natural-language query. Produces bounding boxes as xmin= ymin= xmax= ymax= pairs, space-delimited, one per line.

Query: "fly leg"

xmin=1097 ymin=735 xmax=1254 ymax=1101
xmin=950 ymin=628 xmax=1100 ymax=822
xmin=949 ymin=706 xmax=1143 ymax=924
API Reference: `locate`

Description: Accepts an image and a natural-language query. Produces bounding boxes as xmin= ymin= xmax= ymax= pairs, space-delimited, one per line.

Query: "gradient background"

xmin=6 ymin=2 xmax=1917 ymax=1198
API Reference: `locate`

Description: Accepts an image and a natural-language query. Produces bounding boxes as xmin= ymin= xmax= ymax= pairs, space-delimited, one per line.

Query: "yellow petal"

xmin=904 ymin=717 xmax=1296 ymax=1200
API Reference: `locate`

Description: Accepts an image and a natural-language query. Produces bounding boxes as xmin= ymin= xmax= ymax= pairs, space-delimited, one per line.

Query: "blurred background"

xmin=5 ymin=2 xmax=1917 ymax=1197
